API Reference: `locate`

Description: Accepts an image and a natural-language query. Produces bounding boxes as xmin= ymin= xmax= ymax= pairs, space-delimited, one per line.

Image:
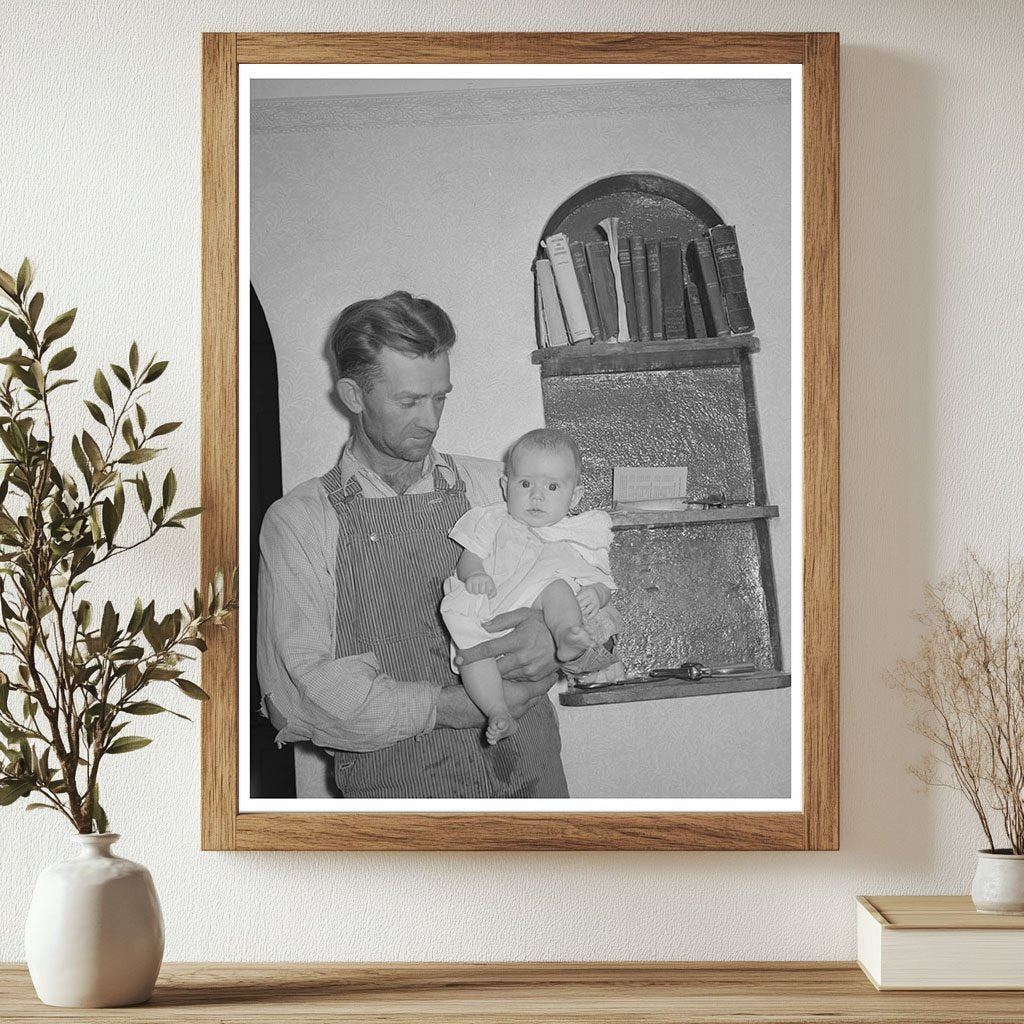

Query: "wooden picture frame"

xmin=201 ymin=32 xmax=839 ymax=851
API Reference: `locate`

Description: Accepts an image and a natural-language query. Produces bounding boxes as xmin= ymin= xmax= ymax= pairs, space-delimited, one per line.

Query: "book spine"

xmin=708 ymin=225 xmax=755 ymax=334
xmin=683 ymin=259 xmax=708 ymax=339
xmin=629 ymin=236 xmax=652 ymax=342
xmin=617 ymin=237 xmax=638 ymax=342
xmin=534 ymin=258 xmax=570 ymax=349
xmin=646 ymin=240 xmax=663 ymax=340
xmin=542 ymin=233 xmax=594 ymax=344
xmin=585 ymin=241 xmax=619 ymax=342
xmin=569 ymin=239 xmax=605 ymax=342
xmin=534 ymin=273 xmax=549 ymax=348
xmin=659 ymin=237 xmax=687 ymax=340
xmin=688 ymin=237 xmax=731 ymax=337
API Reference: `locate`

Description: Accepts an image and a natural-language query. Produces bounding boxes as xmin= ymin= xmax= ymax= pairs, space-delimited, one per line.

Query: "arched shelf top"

xmin=535 ymin=172 xmax=726 ymax=262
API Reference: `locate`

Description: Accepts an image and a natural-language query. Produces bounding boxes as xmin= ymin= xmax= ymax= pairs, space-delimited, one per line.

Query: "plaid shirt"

xmin=256 ymin=444 xmax=502 ymax=752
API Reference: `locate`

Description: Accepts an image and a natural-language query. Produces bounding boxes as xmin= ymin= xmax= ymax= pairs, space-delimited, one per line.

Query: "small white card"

xmin=612 ymin=466 xmax=688 ymax=502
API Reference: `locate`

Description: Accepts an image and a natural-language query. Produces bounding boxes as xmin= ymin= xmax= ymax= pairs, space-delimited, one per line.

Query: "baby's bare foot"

xmin=486 ymin=715 xmax=517 ymax=745
xmin=556 ymin=623 xmax=596 ymax=663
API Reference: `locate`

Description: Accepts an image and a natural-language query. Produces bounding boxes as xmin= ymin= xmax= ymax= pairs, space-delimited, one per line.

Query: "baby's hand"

xmin=466 ymin=572 xmax=496 ymax=597
xmin=576 ymin=585 xmax=601 ymax=618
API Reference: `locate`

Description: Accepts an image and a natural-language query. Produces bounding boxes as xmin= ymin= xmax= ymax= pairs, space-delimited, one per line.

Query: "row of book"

xmin=534 ymin=225 xmax=755 ymax=348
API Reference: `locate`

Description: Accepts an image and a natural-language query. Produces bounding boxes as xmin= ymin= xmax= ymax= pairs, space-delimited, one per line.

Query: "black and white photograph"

xmin=242 ymin=66 xmax=801 ymax=810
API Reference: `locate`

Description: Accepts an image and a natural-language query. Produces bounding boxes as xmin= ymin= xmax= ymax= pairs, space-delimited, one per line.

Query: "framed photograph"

xmin=201 ymin=32 xmax=838 ymax=851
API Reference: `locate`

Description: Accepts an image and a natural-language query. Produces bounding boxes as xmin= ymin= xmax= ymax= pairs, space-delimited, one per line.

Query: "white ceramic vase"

xmin=25 ymin=833 xmax=164 ymax=1007
xmin=970 ymin=849 xmax=1024 ymax=915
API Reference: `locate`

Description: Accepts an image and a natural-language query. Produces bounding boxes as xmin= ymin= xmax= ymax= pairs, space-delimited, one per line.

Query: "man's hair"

xmin=506 ymin=428 xmax=584 ymax=478
xmin=328 ymin=291 xmax=455 ymax=388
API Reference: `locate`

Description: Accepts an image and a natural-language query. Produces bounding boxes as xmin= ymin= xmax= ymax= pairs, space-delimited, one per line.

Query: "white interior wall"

xmin=2 ymin=0 xmax=1023 ymax=963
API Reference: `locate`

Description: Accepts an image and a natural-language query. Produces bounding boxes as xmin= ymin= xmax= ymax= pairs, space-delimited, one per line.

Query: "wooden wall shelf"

xmin=2 ymin=962 xmax=1019 ymax=1022
xmin=531 ymin=335 xmax=759 ymax=376
xmin=610 ymin=504 xmax=779 ymax=530
xmin=559 ymin=670 xmax=791 ymax=707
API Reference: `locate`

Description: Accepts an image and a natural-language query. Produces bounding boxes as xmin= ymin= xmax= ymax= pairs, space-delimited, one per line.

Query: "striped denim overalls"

xmin=321 ymin=454 xmax=569 ymax=799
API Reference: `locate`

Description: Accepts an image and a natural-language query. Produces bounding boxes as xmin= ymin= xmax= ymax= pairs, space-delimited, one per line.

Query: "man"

xmin=256 ymin=291 xmax=570 ymax=798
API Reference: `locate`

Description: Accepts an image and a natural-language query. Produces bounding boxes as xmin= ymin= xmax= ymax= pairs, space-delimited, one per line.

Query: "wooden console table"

xmin=3 ymin=962 xmax=1023 ymax=1022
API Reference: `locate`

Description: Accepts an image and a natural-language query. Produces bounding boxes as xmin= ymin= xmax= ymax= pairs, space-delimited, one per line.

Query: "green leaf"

xmin=162 ymin=468 xmax=176 ymax=508
xmin=93 ymin=369 xmax=113 ymax=409
xmin=105 ymin=735 xmax=152 ymax=755
xmin=83 ymin=400 xmax=106 ymax=427
xmin=176 ymin=679 xmax=210 ymax=701
xmin=121 ymin=418 xmax=137 ymax=450
xmin=110 ymin=363 xmax=131 ymax=389
xmin=26 ymin=803 xmax=61 ymax=813
xmin=150 ymin=421 xmax=181 ymax=438
xmin=124 ymin=701 xmax=168 ymax=715
xmin=91 ymin=785 xmax=108 ymax=834
xmin=8 ymin=317 xmax=31 ymax=344
xmin=0 ymin=268 xmax=18 ymax=300
xmin=47 ymin=346 xmax=76 ymax=371
xmin=129 ymin=342 xmax=139 ymax=375
xmin=113 ymin=475 xmax=125 ymax=521
xmin=168 ymin=507 xmax=202 ymax=524
xmin=0 ymin=309 xmax=9 ymax=331
xmin=136 ymin=404 xmax=147 ymax=432
xmin=27 ymin=292 xmax=43 ymax=328
xmin=71 ymin=435 xmax=92 ymax=482
xmin=16 ymin=258 xmax=34 ymax=298
xmin=81 ymin=431 xmax=105 ymax=472
xmin=100 ymin=601 xmax=117 ymax=647
xmin=0 ymin=779 xmax=33 ymax=805
xmin=101 ymin=498 xmax=116 ymax=546
xmin=118 ymin=448 xmax=157 ymax=465
xmin=136 ymin=473 xmax=152 ymax=513
xmin=142 ymin=360 xmax=168 ymax=383
xmin=42 ymin=308 xmax=76 ymax=344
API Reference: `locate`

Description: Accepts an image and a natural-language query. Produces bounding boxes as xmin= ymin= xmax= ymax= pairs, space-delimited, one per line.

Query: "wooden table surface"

xmin=3 ymin=962 xmax=1024 ymax=1023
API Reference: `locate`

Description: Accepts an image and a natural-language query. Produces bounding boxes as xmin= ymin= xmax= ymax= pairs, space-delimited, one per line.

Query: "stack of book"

xmin=534 ymin=225 xmax=754 ymax=349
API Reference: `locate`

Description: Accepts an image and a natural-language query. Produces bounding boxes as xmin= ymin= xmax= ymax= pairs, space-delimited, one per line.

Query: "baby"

xmin=440 ymin=428 xmax=618 ymax=744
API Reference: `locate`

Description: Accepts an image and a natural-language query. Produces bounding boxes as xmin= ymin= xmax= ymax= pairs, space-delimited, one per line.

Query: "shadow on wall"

xmin=838 ymin=48 xmax=936 ymax=867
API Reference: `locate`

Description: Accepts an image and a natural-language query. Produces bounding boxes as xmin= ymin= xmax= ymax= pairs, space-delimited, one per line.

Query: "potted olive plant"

xmin=895 ymin=551 xmax=1024 ymax=914
xmin=0 ymin=260 xmax=236 ymax=1005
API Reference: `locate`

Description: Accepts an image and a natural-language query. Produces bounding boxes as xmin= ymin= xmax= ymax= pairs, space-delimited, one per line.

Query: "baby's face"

xmin=504 ymin=446 xmax=583 ymax=528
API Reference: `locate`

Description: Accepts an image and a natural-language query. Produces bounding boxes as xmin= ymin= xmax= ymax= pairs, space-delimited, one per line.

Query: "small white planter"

xmin=971 ymin=849 xmax=1024 ymax=915
xmin=25 ymin=833 xmax=164 ymax=1007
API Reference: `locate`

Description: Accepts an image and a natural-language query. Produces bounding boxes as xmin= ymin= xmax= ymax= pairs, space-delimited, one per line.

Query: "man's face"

xmin=503 ymin=445 xmax=583 ymax=528
xmin=344 ymin=348 xmax=452 ymax=464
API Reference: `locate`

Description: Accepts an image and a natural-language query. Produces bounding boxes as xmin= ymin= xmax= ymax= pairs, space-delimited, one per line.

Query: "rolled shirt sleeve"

xmin=256 ymin=482 xmax=441 ymax=753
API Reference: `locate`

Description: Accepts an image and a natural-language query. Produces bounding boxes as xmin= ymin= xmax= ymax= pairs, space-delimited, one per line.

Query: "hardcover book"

xmin=646 ymin=239 xmax=664 ymax=340
xmin=683 ymin=260 xmax=708 ymax=339
xmin=659 ymin=236 xmax=687 ymax=340
xmin=688 ymin=237 xmax=731 ymax=337
xmin=541 ymin=232 xmax=594 ymax=344
xmin=569 ymin=239 xmax=605 ymax=342
xmin=708 ymin=224 xmax=755 ymax=334
xmin=585 ymin=241 xmax=619 ymax=343
xmin=857 ymin=895 xmax=1024 ymax=990
xmin=629 ymin=235 xmax=653 ymax=342
xmin=616 ymin=237 xmax=638 ymax=342
xmin=534 ymin=258 xmax=570 ymax=349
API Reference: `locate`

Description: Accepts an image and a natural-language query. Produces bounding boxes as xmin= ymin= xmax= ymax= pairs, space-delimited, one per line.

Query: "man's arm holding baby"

xmin=434 ymin=608 xmax=560 ymax=728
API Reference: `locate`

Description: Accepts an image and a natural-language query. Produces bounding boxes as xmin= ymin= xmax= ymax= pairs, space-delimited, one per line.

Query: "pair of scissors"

xmin=648 ymin=662 xmax=757 ymax=681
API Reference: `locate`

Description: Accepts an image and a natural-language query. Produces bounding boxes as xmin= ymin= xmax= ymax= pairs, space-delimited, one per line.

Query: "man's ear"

xmin=335 ymin=377 xmax=364 ymax=416
xmin=570 ymin=482 xmax=585 ymax=510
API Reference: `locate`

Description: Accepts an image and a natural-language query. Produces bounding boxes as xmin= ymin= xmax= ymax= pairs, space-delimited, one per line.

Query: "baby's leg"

xmin=459 ymin=656 xmax=517 ymax=745
xmin=534 ymin=579 xmax=596 ymax=663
